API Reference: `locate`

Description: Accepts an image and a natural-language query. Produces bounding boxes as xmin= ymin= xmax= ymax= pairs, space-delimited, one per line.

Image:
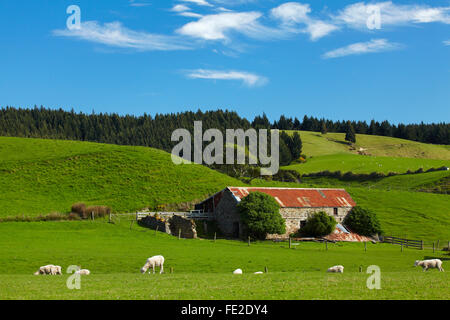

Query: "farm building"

xmin=195 ymin=187 xmax=356 ymax=239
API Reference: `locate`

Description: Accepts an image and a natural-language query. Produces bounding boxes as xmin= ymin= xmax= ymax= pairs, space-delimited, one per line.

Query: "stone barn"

xmin=195 ymin=187 xmax=356 ymax=239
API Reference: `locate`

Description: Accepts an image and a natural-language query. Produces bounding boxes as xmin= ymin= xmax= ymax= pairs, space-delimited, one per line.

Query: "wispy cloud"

xmin=53 ymin=21 xmax=190 ymax=51
xmin=333 ymin=1 xmax=450 ymax=29
xmin=322 ymin=38 xmax=401 ymax=59
xmin=177 ymin=11 xmax=282 ymax=41
xmin=185 ymin=69 xmax=268 ymax=86
xmin=128 ymin=0 xmax=151 ymax=7
xmin=444 ymin=40 xmax=450 ymax=46
xmin=181 ymin=0 xmax=213 ymax=7
xmin=171 ymin=4 xmax=191 ymax=12
xmin=271 ymin=2 xmax=339 ymax=40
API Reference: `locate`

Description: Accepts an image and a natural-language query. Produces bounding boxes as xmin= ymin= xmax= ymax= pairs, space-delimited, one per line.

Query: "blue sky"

xmin=0 ymin=0 xmax=449 ymax=124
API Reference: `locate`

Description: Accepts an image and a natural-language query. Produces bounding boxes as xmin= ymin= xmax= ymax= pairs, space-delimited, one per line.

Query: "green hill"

xmin=282 ymin=131 xmax=449 ymax=174
xmin=287 ymin=130 xmax=450 ymax=159
xmin=0 ymin=137 xmax=243 ymax=217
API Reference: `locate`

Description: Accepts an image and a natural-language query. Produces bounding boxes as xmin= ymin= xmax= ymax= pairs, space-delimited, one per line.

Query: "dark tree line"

xmin=0 ymin=107 xmax=448 ymax=152
xmin=268 ymin=114 xmax=449 ymax=145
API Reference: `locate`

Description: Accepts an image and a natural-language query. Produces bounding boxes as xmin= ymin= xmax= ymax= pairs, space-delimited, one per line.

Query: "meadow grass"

xmin=0 ymin=220 xmax=448 ymax=300
xmin=0 ymin=137 xmax=244 ymax=217
xmin=285 ymin=131 xmax=450 ymax=159
xmin=283 ymin=153 xmax=449 ymax=175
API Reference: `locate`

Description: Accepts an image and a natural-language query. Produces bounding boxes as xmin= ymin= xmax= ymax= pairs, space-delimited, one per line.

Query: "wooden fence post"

xmin=214 ymin=232 xmax=216 ymax=242
xmin=325 ymin=241 xmax=328 ymax=251
xmin=289 ymin=237 xmax=291 ymax=249
xmin=248 ymin=236 xmax=251 ymax=246
xmin=170 ymin=267 xmax=173 ymax=274
xmin=264 ymin=266 xmax=268 ymax=273
xmin=130 ymin=220 xmax=134 ymax=230
xmin=448 ymin=241 xmax=450 ymax=251
xmin=178 ymin=228 xmax=181 ymax=240
xmin=364 ymin=242 xmax=367 ymax=252
xmin=109 ymin=213 xmax=112 ymax=224
xmin=433 ymin=242 xmax=435 ymax=253
xmin=91 ymin=211 xmax=94 ymax=221
xmin=155 ymin=225 xmax=159 ymax=235
xmin=401 ymin=243 xmax=403 ymax=252
xmin=421 ymin=240 xmax=424 ymax=250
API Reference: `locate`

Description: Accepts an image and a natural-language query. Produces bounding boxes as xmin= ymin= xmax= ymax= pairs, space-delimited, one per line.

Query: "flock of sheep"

xmin=34 ymin=256 xmax=444 ymax=276
xmin=34 ymin=265 xmax=90 ymax=276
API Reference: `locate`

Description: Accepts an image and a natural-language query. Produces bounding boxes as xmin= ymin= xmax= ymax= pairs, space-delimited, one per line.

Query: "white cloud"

xmin=333 ymin=1 xmax=450 ymax=29
xmin=271 ymin=2 xmax=339 ymax=40
xmin=128 ymin=0 xmax=151 ymax=7
xmin=181 ymin=0 xmax=213 ymax=7
xmin=177 ymin=11 xmax=282 ymax=41
xmin=53 ymin=21 xmax=190 ymax=51
xmin=444 ymin=40 xmax=450 ymax=46
xmin=171 ymin=4 xmax=190 ymax=12
xmin=179 ymin=12 xmax=204 ymax=18
xmin=186 ymin=69 xmax=268 ymax=86
xmin=322 ymin=38 xmax=401 ymax=59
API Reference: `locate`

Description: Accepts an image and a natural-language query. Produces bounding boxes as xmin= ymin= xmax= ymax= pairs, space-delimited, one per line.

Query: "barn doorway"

xmin=232 ymin=222 xmax=240 ymax=238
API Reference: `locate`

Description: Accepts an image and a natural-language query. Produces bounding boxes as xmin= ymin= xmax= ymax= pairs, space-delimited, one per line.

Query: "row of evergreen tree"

xmin=0 ymin=107 xmax=448 ymax=152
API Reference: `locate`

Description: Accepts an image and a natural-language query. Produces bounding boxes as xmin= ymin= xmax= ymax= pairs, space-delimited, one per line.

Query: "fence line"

xmin=382 ymin=235 xmax=450 ymax=251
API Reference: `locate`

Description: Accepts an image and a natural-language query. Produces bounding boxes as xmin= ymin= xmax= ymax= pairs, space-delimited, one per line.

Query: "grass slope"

xmin=284 ymin=153 xmax=449 ymax=174
xmin=0 ymin=220 xmax=448 ymax=300
xmin=0 ymin=137 xmax=243 ymax=217
xmin=287 ymin=130 xmax=450 ymax=159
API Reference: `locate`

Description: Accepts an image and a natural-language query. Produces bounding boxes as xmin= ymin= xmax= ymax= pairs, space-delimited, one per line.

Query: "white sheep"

xmin=75 ymin=269 xmax=90 ymax=275
xmin=233 ymin=268 xmax=243 ymax=274
xmin=141 ymin=255 xmax=165 ymax=274
xmin=50 ymin=265 xmax=62 ymax=275
xmin=327 ymin=265 xmax=344 ymax=273
xmin=414 ymin=259 xmax=444 ymax=272
xmin=254 ymin=271 xmax=263 ymax=274
xmin=34 ymin=265 xmax=56 ymax=275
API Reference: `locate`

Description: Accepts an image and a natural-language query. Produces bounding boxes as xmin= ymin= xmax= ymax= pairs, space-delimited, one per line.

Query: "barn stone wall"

xmin=214 ymin=189 xmax=245 ymax=238
xmin=212 ymin=191 xmax=352 ymax=239
xmin=139 ymin=214 xmax=197 ymax=239
xmin=266 ymin=207 xmax=352 ymax=239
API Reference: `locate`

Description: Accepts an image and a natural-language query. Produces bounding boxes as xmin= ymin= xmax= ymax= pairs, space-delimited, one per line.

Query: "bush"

xmin=299 ymin=211 xmax=337 ymax=237
xmin=71 ymin=203 xmax=86 ymax=217
xmin=85 ymin=206 xmax=111 ymax=218
xmin=343 ymin=206 xmax=383 ymax=237
xmin=237 ymin=192 xmax=285 ymax=240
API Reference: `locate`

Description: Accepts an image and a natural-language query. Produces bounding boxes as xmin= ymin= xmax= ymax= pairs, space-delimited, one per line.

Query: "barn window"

xmin=334 ymin=208 xmax=338 ymax=216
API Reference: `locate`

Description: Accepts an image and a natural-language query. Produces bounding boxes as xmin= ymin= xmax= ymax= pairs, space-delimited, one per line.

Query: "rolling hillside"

xmin=0 ymin=137 xmax=244 ymax=217
xmin=283 ymin=131 xmax=450 ymax=174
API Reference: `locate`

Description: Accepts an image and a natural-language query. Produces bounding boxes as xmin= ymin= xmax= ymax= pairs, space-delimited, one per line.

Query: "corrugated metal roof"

xmin=324 ymin=225 xmax=372 ymax=242
xmin=227 ymin=187 xmax=356 ymax=208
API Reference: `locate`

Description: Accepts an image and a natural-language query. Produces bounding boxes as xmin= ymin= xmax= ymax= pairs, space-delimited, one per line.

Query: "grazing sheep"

xmin=34 ymin=265 xmax=56 ymax=275
xmin=50 ymin=265 xmax=62 ymax=275
xmin=414 ymin=259 xmax=444 ymax=272
xmin=75 ymin=269 xmax=90 ymax=275
xmin=254 ymin=271 xmax=263 ymax=274
xmin=327 ymin=265 xmax=344 ymax=273
xmin=233 ymin=269 xmax=243 ymax=274
xmin=141 ymin=255 xmax=165 ymax=274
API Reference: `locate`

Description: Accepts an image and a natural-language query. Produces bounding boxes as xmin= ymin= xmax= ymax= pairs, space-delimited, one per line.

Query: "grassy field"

xmin=0 ymin=137 xmax=244 ymax=217
xmin=283 ymin=153 xmax=449 ymax=174
xmin=286 ymin=130 xmax=450 ymax=159
xmin=0 ymin=220 xmax=448 ymax=300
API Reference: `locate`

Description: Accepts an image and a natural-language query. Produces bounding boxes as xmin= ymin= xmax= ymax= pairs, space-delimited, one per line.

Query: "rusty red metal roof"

xmin=227 ymin=187 xmax=356 ymax=208
xmin=324 ymin=224 xmax=372 ymax=242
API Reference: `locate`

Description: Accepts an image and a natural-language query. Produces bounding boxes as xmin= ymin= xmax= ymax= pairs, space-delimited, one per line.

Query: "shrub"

xmin=299 ymin=211 xmax=337 ymax=237
xmin=71 ymin=203 xmax=86 ymax=217
xmin=85 ymin=206 xmax=111 ymax=218
xmin=237 ymin=191 xmax=285 ymax=240
xmin=343 ymin=206 xmax=383 ymax=237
